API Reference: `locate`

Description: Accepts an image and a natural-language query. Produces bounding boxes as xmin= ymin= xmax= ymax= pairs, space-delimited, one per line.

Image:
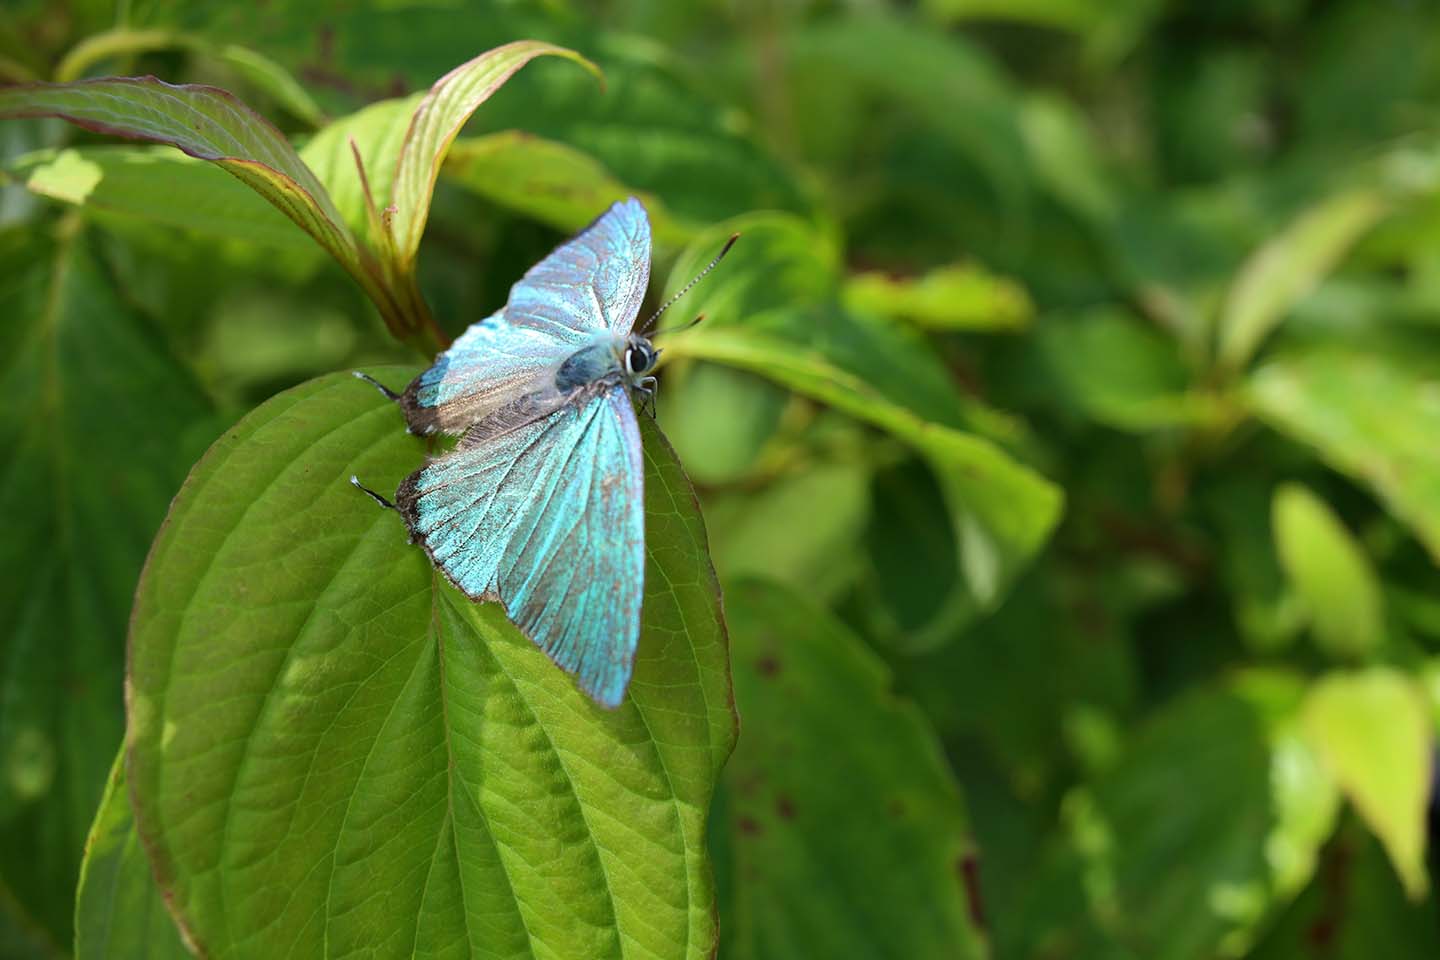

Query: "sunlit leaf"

xmin=387 ymin=40 xmax=601 ymax=267
xmin=1217 ymin=190 xmax=1387 ymax=371
xmin=74 ymin=750 xmax=191 ymax=959
xmin=1249 ymin=341 xmax=1440 ymax=562
xmin=126 ymin=369 xmax=736 ymax=958
xmin=298 ymin=95 xmax=421 ymax=243
xmin=1271 ymin=484 xmax=1385 ymax=659
xmin=0 ymin=224 xmax=214 ymax=949
xmin=718 ymin=579 xmax=988 ymax=959
xmin=666 ymin=326 xmax=1063 ymax=646
xmin=1301 ymin=667 xmax=1433 ymax=899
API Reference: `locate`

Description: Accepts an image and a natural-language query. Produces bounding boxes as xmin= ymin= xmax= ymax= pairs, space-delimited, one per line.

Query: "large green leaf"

xmin=74 ymin=750 xmax=191 ymax=959
xmin=387 ymin=40 xmax=601 ymax=267
xmin=126 ymin=369 xmax=736 ymax=958
xmin=1249 ymin=342 xmax=1440 ymax=562
xmin=0 ymin=224 xmax=213 ymax=949
xmin=718 ymin=579 xmax=987 ymax=959
xmin=665 ymin=326 xmax=1063 ymax=646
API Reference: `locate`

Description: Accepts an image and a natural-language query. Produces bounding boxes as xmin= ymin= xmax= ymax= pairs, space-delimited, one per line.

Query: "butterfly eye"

xmin=626 ymin=343 xmax=654 ymax=376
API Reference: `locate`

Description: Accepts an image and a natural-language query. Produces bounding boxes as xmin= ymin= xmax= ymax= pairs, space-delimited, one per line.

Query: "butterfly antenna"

xmin=353 ymin=370 xmax=400 ymax=402
xmin=656 ymin=312 xmax=705 ymax=337
xmin=639 ymin=233 xmax=739 ymax=334
xmin=350 ymin=475 xmax=396 ymax=511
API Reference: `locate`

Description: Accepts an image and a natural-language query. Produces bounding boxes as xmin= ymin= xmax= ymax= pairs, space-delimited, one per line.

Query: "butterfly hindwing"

xmin=397 ymin=386 xmax=645 ymax=707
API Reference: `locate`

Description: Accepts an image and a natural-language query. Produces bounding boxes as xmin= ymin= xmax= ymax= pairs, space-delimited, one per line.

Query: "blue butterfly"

xmin=351 ymin=198 xmax=731 ymax=708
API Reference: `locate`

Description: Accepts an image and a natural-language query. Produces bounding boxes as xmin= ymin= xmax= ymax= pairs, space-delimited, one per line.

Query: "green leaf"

xmin=719 ymin=578 xmax=987 ymax=959
xmin=665 ymin=326 xmax=1063 ymax=647
xmin=9 ymin=146 xmax=325 ymax=259
xmin=74 ymin=749 xmax=192 ymax=959
xmin=126 ymin=369 xmax=736 ymax=958
xmin=298 ymin=95 xmax=421 ymax=245
xmin=1249 ymin=342 xmax=1440 ymax=562
xmin=1271 ymin=483 xmax=1385 ymax=659
xmin=443 ymin=131 xmax=698 ymax=246
xmin=1301 ymin=667 xmax=1432 ymax=899
xmin=843 ymin=262 xmax=1033 ymax=332
xmin=0 ymin=224 xmax=213 ymax=949
xmin=1217 ymin=190 xmax=1387 ymax=372
xmin=387 ymin=40 xmax=601 ymax=267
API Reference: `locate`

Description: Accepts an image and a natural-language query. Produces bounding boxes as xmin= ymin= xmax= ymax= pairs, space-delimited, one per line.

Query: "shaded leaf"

xmin=1301 ymin=667 xmax=1433 ymax=899
xmin=0 ymin=225 xmax=213 ymax=949
xmin=387 ymin=40 xmax=601 ymax=267
xmin=126 ymin=369 xmax=736 ymax=958
xmin=74 ymin=750 xmax=191 ymax=959
xmin=1007 ymin=673 xmax=1326 ymax=960
xmin=1249 ymin=342 xmax=1440 ymax=562
xmin=719 ymin=578 xmax=987 ymax=959
xmin=1218 ymin=190 xmax=1387 ymax=371
xmin=1272 ymin=483 xmax=1385 ymax=659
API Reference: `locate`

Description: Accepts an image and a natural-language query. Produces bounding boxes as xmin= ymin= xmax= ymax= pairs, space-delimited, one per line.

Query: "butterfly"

xmin=351 ymin=198 xmax=733 ymax=708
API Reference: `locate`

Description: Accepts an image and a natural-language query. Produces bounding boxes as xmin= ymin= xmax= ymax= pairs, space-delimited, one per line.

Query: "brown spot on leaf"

xmin=957 ymin=853 xmax=987 ymax=931
xmin=756 ymin=655 xmax=781 ymax=677
xmin=737 ymin=816 xmax=762 ymax=836
xmin=776 ymin=794 xmax=795 ymax=820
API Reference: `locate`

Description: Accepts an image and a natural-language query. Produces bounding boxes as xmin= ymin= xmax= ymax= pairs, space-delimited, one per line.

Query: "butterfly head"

xmin=623 ymin=335 xmax=660 ymax=382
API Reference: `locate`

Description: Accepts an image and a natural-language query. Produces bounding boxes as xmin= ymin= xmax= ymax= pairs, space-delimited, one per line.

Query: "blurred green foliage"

xmin=2 ymin=1 xmax=1440 ymax=957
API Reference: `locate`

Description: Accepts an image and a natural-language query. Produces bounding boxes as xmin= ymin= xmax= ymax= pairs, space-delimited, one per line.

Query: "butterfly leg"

xmin=350 ymin=475 xmax=397 ymax=511
xmin=635 ymin=376 xmax=658 ymax=417
xmin=352 ymin=370 xmax=401 ymax=402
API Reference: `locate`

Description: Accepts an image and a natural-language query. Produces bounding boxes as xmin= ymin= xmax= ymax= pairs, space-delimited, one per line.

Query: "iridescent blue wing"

xmin=395 ymin=197 xmax=651 ymax=435
xmin=396 ymin=387 xmax=644 ymax=707
xmin=506 ymin=196 xmax=651 ymax=338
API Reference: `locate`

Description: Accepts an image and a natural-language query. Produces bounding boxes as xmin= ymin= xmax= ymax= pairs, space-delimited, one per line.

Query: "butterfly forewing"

xmin=397 ymin=198 xmax=652 ymax=437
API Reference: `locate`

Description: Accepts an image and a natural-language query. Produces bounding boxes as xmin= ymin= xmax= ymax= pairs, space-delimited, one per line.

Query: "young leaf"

xmin=74 ymin=750 xmax=191 ymax=959
xmin=1217 ymin=190 xmax=1387 ymax=372
xmin=719 ymin=578 xmax=988 ymax=959
xmin=387 ymin=40 xmax=602 ymax=267
xmin=1271 ymin=484 xmax=1385 ymax=659
xmin=298 ymin=95 xmax=422 ymax=243
xmin=0 ymin=225 xmax=214 ymax=949
xmin=125 ymin=369 xmax=736 ymax=958
xmin=1301 ymin=668 xmax=1433 ymax=899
